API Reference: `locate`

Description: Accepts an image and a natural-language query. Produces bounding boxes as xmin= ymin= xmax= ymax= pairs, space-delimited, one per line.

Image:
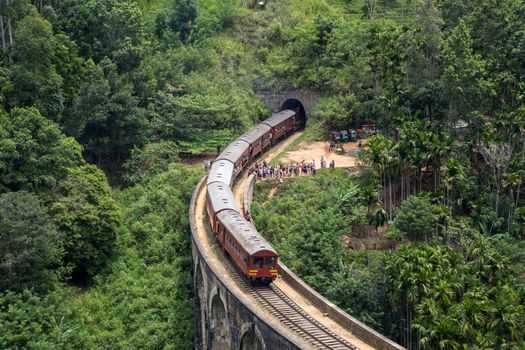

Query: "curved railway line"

xmin=221 ymin=253 xmax=359 ymax=350
xmin=192 ymin=131 xmax=380 ymax=349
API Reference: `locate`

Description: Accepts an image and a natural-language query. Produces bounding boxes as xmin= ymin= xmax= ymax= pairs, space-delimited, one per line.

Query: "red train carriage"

xmin=216 ymin=210 xmax=278 ymax=284
xmin=216 ymin=139 xmax=250 ymax=177
xmin=206 ymin=182 xmax=239 ymax=232
xmin=205 ymin=108 xmax=308 ymax=285
xmin=239 ymin=124 xmax=272 ymax=160
xmin=207 ymin=159 xmax=235 ymax=187
xmin=262 ymin=109 xmax=297 ymax=142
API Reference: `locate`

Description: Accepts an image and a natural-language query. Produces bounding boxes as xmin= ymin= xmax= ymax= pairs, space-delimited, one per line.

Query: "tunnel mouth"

xmin=281 ymin=98 xmax=307 ymax=129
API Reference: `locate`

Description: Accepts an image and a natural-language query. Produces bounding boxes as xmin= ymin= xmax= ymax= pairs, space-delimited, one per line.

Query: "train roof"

xmin=239 ymin=124 xmax=271 ymax=145
xmin=207 ymin=182 xmax=239 ymax=214
xmin=216 ymin=139 xmax=249 ymax=165
xmin=207 ymin=159 xmax=234 ymax=186
xmin=261 ymin=109 xmax=296 ymax=128
xmin=217 ymin=210 xmax=277 ymax=256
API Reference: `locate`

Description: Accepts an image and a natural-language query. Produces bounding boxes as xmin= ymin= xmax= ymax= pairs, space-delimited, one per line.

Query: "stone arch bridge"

xmin=189 ymin=96 xmax=405 ymax=350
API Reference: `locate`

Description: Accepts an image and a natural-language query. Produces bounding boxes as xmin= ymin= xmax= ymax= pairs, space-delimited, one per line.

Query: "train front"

xmin=249 ymin=251 xmax=278 ymax=284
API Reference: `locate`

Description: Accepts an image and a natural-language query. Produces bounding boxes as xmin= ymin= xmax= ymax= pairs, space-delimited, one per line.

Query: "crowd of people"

xmin=249 ymin=157 xmax=335 ymax=182
xmin=205 ymin=156 xmax=337 ymax=180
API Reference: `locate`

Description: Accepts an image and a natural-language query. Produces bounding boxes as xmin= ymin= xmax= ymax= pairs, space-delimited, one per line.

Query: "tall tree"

xmin=0 ymin=191 xmax=62 ymax=292
xmin=440 ymin=20 xmax=493 ymax=135
xmin=168 ymin=0 xmax=196 ymax=41
xmin=49 ymin=165 xmax=120 ymax=280
xmin=0 ymin=107 xmax=83 ymax=192
xmin=405 ymin=0 xmax=443 ymax=120
xmin=7 ymin=10 xmax=64 ymax=120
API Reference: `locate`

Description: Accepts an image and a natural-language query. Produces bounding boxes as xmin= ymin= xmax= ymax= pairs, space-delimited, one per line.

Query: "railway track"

xmin=215 ymin=244 xmax=359 ymax=350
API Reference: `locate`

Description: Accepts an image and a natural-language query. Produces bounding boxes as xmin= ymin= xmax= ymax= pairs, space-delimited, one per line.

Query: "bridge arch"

xmin=195 ymin=261 xmax=207 ymax=349
xmin=239 ymin=323 xmax=266 ymax=350
xmin=209 ymin=289 xmax=230 ymax=350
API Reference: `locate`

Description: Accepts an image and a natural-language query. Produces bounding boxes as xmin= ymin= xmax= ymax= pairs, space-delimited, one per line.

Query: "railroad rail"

xmin=191 ymin=105 xmax=405 ymax=349
xmin=219 ymin=250 xmax=358 ymax=350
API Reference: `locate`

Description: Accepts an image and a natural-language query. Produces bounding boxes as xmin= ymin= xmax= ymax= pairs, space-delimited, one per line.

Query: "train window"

xmin=253 ymin=257 xmax=264 ymax=269
xmin=265 ymin=257 xmax=276 ymax=269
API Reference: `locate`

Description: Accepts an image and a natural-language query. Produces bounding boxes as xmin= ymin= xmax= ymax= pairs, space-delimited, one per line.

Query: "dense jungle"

xmin=1 ymin=0 xmax=524 ymax=349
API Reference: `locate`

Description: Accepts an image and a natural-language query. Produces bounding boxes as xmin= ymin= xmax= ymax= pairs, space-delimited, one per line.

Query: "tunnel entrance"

xmin=240 ymin=329 xmax=264 ymax=350
xmin=210 ymin=294 xmax=229 ymax=350
xmin=281 ymin=98 xmax=307 ymax=129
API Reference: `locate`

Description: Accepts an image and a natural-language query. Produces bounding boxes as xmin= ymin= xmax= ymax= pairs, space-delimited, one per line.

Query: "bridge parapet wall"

xmin=242 ymin=177 xmax=406 ymax=350
xmin=190 ymin=177 xmax=308 ymax=350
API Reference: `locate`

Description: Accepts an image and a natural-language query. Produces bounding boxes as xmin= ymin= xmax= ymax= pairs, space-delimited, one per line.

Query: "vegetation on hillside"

xmin=1 ymin=0 xmax=525 ymax=349
xmin=252 ymin=170 xmax=525 ymax=348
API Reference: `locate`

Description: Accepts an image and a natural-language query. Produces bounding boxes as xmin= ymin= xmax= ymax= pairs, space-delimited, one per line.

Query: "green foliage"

xmin=73 ymin=164 xmax=202 ymax=349
xmin=49 ymin=165 xmax=121 ymax=280
xmin=56 ymin=0 xmax=144 ymax=67
xmin=393 ymin=194 xmax=446 ymax=240
xmin=123 ymin=141 xmax=180 ymax=184
xmin=440 ymin=20 xmax=493 ymax=132
xmin=0 ymin=191 xmax=62 ymax=292
xmin=167 ymin=0 xmax=196 ymax=41
xmin=0 ymin=289 xmax=90 ymax=349
xmin=388 ymin=240 xmax=525 ymax=348
xmin=64 ymin=57 xmax=147 ymax=161
xmin=6 ymin=11 xmax=65 ymax=120
xmin=0 ymin=107 xmax=83 ymax=192
xmin=253 ymin=171 xmax=347 ymax=287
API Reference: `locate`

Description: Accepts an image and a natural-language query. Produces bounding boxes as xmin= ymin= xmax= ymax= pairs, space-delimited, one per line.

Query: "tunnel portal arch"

xmin=281 ymin=98 xmax=307 ymax=128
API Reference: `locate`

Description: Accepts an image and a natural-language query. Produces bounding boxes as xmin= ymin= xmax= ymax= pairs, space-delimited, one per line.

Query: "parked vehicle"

xmin=340 ymin=130 xmax=349 ymax=142
xmin=362 ymin=124 xmax=376 ymax=136
xmin=330 ymin=131 xmax=341 ymax=142
xmin=349 ymin=129 xmax=357 ymax=142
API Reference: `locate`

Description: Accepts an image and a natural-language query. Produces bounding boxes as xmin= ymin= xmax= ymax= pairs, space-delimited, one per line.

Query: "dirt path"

xmin=233 ymin=132 xmax=303 ymax=212
xmin=265 ymin=132 xmax=303 ymax=162
xmin=229 ymin=136 xmax=377 ymax=350
xmin=280 ymin=140 xmax=361 ymax=168
xmin=267 ymin=186 xmax=278 ymax=200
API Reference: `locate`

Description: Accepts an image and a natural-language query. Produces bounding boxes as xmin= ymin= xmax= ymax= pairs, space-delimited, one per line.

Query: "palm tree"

xmin=361 ymin=184 xmax=379 ymax=217
xmin=502 ymin=170 xmax=521 ymax=232
xmin=361 ymin=135 xmax=388 ymax=205
xmin=335 ymin=184 xmax=360 ymax=215
xmin=370 ymin=207 xmax=387 ymax=235
xmin=382 ymin=138 xmax=398 ymax=220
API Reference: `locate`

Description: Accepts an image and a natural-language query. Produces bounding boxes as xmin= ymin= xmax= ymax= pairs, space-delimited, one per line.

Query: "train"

xmin=206 ymin=108 xmax=304 ymax=284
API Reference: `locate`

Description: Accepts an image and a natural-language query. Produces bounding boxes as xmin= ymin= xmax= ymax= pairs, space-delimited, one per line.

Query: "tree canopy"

xmin=0 ymin=191 xmax=62 ymax=292
xmin=0 ymin=107 xmax=83 ymax=192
